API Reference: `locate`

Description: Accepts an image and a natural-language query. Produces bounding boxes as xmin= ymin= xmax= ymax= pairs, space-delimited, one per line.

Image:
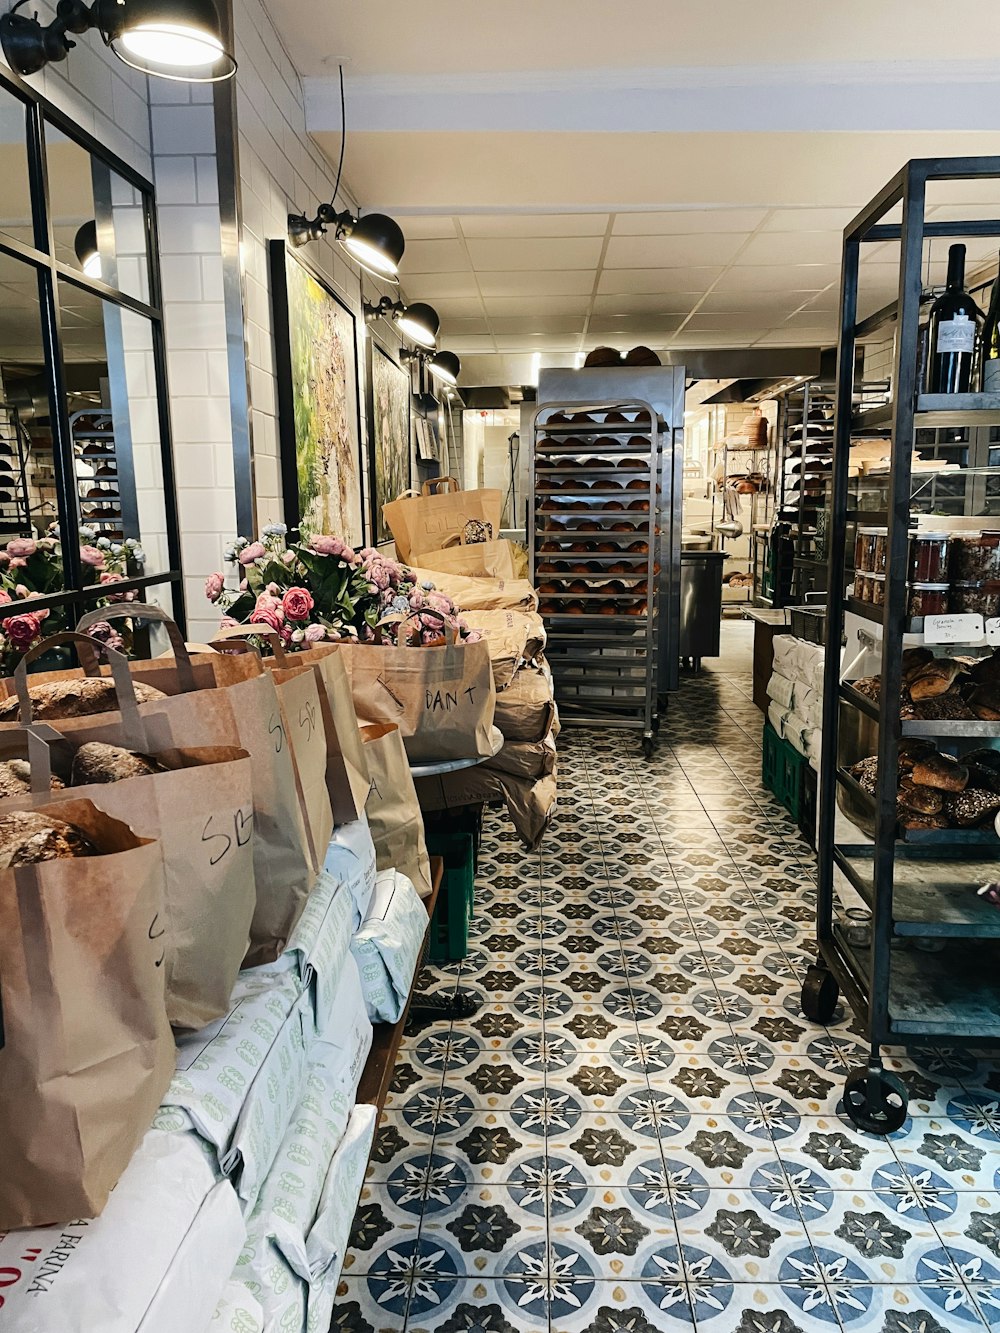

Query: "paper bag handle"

xmin=0 ymin=725 xmax=55 ymax=791
xmin=421 ymin=476 xmax=460 ymax=496
xmin=75 ymin=603 xmax=197 ymax=694
xmin=210 ymin=624 xmax=290 ymax=666
xmin=12 ymin=632 xmax=147 ymax=750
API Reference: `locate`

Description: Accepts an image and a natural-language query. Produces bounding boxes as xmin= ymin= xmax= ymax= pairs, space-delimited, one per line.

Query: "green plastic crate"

xmin=762 ymin=722 xmax=784 ymax=801
xmin=779 ymin=741 xmax=809 ymax=822
xmin=425 ymin=830 xmax=475 ymax=963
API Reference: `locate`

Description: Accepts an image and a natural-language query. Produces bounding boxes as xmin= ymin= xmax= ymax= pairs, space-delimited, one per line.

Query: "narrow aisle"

xmin=335 ymin=627 xmax=999 ymax=1333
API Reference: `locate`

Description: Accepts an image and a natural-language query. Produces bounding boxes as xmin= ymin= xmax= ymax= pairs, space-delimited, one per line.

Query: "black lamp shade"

xmin=74 ymin=220 xmax=101 ymax=278
xmin=396 ymin=302 xmax=439 ymax=349
xmin=102 ymin=0 xmax=237 ymax=81
xmin=429 ymin=350 xmax=461 ymax=385
xmin=342 ymin=213 xmax=405 ymax=282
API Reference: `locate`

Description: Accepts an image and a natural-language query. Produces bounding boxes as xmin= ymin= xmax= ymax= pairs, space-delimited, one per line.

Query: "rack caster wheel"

xmin=843 ymin=1065 xmax=908 ymax=1135
xmin=642 ymin=737 xmax=655 ymax=760
xmin=800 ymin=966 xmax=839 ymax=1024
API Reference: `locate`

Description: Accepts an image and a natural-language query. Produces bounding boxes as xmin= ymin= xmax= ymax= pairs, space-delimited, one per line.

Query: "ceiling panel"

xmin=612 ymin=208 xmax=768 ymax=236
xmin=682 ymin=311 xmax=794 ymax=332
xmin=590 ymin=292 xmax=703 ymax=315
xmin=477 ymin=270 xmax=595 ymax=297
xmin=711 ymin=263 xmax=839 ymax=292
xmin=482 ymin=294 xmax=591 ymax=315
xmin=489 ymin=315 xmax=586 ymax=333
xmin=438 ymin=316 xmax=492 ymax=335
xmin=586 ymin=315 xmax=684 ymax=335
xmin=761 ymin=207 xmax=859 ymax=232
xmin=465 ymin=236 xmax=605 ymax=271
xmin=397 ymin=238 xmax=470 ymax=273
xmin=736 ymin=230 xmax=843 ymax=266
xmin=597 ymin=266 xmax=724 ymax=294
xmin=603 ymin=232 xmax=748 ymax=269
xmin=458 ymin=213 xmax=609 ymax=237
xmin=398 ymin=272 xmax=481 ymax=298
xmin=431 ymin=297 xmax=489 ymax=319
xmin=445 ymin=334 xmax=497 ymax=351
xmin=697 ymin=289 xmax=819 ymax=315
xmin=396 ymin=215 xmax=458 ymax=239
xmin=494 ymin=336 xmax=581 ymax=352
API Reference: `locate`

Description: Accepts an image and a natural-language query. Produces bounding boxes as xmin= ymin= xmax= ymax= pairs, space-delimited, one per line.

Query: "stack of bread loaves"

xmin=767 ymin=634 xmax=825 ymax=767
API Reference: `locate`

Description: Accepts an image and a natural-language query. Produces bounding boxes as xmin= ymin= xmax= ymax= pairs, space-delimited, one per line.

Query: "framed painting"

xmin=269 ymin=239 xmax=364 ymax=545
xmin=366 ymin=337 xmax=411 ymax=544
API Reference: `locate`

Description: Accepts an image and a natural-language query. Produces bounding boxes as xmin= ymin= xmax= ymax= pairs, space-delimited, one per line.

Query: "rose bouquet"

xmin=206 ymin=524 xmax=480 ymax=649
xmin=0 ymin=526 xmax=145 ymax=672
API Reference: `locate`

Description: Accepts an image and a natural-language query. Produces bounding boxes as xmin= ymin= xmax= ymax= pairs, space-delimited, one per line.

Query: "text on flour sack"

xmin=0 ymin=1223 xmax=88 ymax=1301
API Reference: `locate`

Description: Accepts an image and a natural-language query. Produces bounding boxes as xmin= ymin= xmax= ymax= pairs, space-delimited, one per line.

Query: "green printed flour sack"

xmin=323 ymin=815 xmax=377 ymax=931
xmin=349 ymin=868 xmax=429 ymax=1023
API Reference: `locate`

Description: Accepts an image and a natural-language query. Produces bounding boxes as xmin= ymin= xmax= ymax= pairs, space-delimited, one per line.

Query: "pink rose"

xmin=369 ymin=564 xmax=390 ymax=590
xmin=2 ymin=612 xmax=41 ymax=648
xmin=0 ymin=552 xmax=9 ymax=567
xmin=304 ymin=623 xmax=326 ymax=643
xmin=249 ymin=605 xmax=283 ymax=634
xmin=255 ymin=592 xmax=283 ymax=618
xmin=7 ymin=557 xmax=26 ymax=569
xmin=85 ymin=620 xmax=124 ymax=651
xmin=282 ymin=587 xmax=313 ymax=621
xmin=6 ymin=538 xmax=35 ymax=559
xmin=220 ymin=615 xmax=240 ymax=629
xmin=282 ymin=550 xmax=296 ymax=565
xmin=309 ymin=535 xmax=341 ymax=557
xmin=205 ymin=572 xmax=225 ymax=602
xmin=238 ymin=541 xmax=265 ymax=565
xmin=0 ymin=590 xmax=10 ymax=605
xmin=80 ymin=545 xmax=105 ymax=568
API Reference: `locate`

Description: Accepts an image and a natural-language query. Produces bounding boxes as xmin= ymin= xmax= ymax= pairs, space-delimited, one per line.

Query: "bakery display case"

xmin=529 ymin=398 xmax=668 ymax=756
xmin=810 ymin=157 xmax=1000 ymax=1134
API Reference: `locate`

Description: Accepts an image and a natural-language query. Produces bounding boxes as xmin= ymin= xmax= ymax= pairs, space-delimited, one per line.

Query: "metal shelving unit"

xmin=71 ymin=409 xmax=123 ymax=541
xmin=0 ymin=405 xmax=32 ymax=537
xmin=811 ymin=156 xmax=1000 ymax=1134
xmin=529 ymin=400 xmax=663 ymax=756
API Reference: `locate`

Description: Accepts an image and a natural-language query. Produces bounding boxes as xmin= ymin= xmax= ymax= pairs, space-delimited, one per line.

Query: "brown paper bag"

xmin=486 ymin=730 xmax=557 ymax=780
xmin=495 ymin=659 xmax=556 ymax=743
xmin=4 ymin=627 xmax=318 ymax=968
xmin=0 ymin=797 xmax=174 ymax=1229
xmin=384 ymin=479 xmax=503 ymax=563
xmin=415 ymin=766 xmax=557 ymax=851
xmin=335 ymin=637 xmax=497 ymax=764
xmin=407 ymin=568 xmax=539 ymax=613
xmin=212 ymin=630 xmax=369 ymax=827
xmin=268 ymin=665 xmax=334 ymax=872
xmin=416 ymin=539 xmax=518 ymax=580
xmin=461 ymin=609 xmax=546 ymax=689
xmin=360 ymin=722 xmax=432 ymax=899
xmin=0 ymin=725 xmax=257 ymax=1032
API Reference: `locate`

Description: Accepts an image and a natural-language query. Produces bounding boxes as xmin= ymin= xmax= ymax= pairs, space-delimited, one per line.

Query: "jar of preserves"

xmin=909 ymin=532 xmax=950 ymax=584
xmin=871 ymin=528 xmax=889 ymax=575
xmin=950 ymin=581 xmax=1000 ymax=617
xmin=907 ymin=583 xmax=950 ymax=616
xmin=853 ymin=572 xmax=868 ymax=601
xmin=870 ymin=572 xmax=886 ymax=606
xmin=855 ymin=527 xmax=879 ymax=573
xmin=952 ymin=532 xmax=1000 ymax=582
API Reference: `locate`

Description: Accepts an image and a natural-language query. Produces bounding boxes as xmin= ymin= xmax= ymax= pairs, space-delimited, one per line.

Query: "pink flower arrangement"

xmin=6 ymin=538 xmax=36 ymax=559
xmin=80 ymin=545 xmax=105 ymax=568
xmin=2 ymin=612 xmax=42 ymax=649
xmin=209 ymin=526 xmax=479 ymax=650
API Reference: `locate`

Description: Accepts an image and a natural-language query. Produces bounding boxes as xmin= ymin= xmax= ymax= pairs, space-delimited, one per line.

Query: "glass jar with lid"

xmin=909 ymin=532 xmax=951 ymax=584
xmin=907 ymin=583 xmax=950 ymax=616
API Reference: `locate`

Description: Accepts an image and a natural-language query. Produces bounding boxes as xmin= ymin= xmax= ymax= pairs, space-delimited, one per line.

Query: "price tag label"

xmin=923 ymin=613 xmax=984 ymax=645
xmin=987 ymin=618 xmax=1000 ymax=646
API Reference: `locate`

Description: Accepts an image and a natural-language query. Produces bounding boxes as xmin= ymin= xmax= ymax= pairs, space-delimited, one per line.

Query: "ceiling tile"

xmin=603 ymin=232 xmax=747 ymax=269
xmin=591 ymin=292 xmax=703 ymax=315
xmin=489 ymin=315 xmax=585 ymax=334
xmin=445 ymin=334 xmax=496 ymax=351
xmin=398 ymin=238 xmax=470 ymax=274
xmin=711 ymin=263 xmax=839 ymax=292
xmin=477 ymin=271 xmax=595 ymax=297
xmin=401 ymin=273 xmax=480 ymax=299
xmin=682 ymin=311 xmax=782 ymax=333
xmin=736 ymin=231 xmax=843 ymax=265
xmin=698 ymin=290 xmax=811 ymax=315
xmin=458 ymin=213 xmax=608 ymax=237
xmin=597 ymin=266 xmax=724 ymax=295
xmin=761 ymin=207 xmax=859 ymax=232
xmin=432 ymin=297 xmax=488 ymax=319
xmin=395 ymin=215 xmax=458 ymax=239
xmin=586 ymin=314 xmax=684 ymax=335
xmin=466 ymin=236 xmax=604 ymax=271
xmin=483 ymin=294 xmax=591 ymax=316
xmin=753 ymin=329 xmax=836 ymax=346
xmin=494 ymin=336 xmax=581 ymax=353
xmin=612 ymin=208 xmax=768 ymax=236
xmin=438 ymin=316 xmax=491 ymax=336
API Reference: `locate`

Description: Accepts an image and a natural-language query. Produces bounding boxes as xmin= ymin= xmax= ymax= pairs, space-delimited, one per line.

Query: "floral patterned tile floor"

xmin=332 ymin=648 xmax=1000 ymax=1333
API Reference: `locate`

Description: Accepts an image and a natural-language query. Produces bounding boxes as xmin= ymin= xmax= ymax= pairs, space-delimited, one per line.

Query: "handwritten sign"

xmin=987 ymin=618 xmax=1000 ymax=647
xmin=923 ymin=613 xmax=984 ymax=645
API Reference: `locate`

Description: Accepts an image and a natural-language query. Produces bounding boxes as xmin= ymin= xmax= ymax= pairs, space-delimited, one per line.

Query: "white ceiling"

xmin=263 ymin=0 xmax=1000 ymax=374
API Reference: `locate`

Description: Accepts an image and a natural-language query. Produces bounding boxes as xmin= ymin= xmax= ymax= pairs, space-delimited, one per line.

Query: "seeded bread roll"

xmin=910 ymin=752 xmax=969 ymax=792
xmin=0 ymin=678 xmax=166 ymax=721
xmin=0 ymin=809 xmax=95 ymax=867
xmin=71 ymin=742 xmax=165 ymax=785
xmin=943 ymin=787 xmax=1000 ymax=827
xmin=0 ymin=760 xmax=65 ymax=798
xmin=897 ymin=777 xmax=944 ymax=815
xmin=898 ymin=809 xmax=949 ymax=831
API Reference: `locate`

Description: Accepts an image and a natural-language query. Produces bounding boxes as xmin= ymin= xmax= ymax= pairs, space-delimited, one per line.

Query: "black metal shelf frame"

xmin=812 ymin=156 xmax=1000 ymax=1131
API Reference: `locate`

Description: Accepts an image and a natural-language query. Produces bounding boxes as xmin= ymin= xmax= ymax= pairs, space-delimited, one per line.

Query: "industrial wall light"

xmin=73 ymin=220 xmax=100 ymax=278
xmin=288 ymin=205 xmax=405 ymax=282
xmin=363 ymin=297 xmax=439 ymax=349
xmin=428 ymin=350 xmax=461 ymax=386
xmin=1 ymin=0 xmax=237 ymax=81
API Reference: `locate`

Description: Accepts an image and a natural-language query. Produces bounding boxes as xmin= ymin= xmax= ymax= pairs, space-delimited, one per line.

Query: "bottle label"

xmin=984 ymin=358 xmax=1000 ymax=392
xmin=936 ymin=314 xmax=975 ymax=354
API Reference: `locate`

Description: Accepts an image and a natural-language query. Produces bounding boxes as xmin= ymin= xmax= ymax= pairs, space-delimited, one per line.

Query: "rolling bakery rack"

xmin=810 ymin=156 xmax=1000 ymax=1133
xmin=529 ymin=399 xmax=663 ymax=757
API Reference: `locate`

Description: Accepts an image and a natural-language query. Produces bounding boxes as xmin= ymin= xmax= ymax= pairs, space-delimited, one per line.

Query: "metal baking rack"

xmin=529 ymin=400 xmax=662 ymax=756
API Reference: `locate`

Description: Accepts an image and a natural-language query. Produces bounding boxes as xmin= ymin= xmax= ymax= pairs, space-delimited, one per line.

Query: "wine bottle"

xmin=981 ymin=258 xmax=1000 ymax=394
xmin=926 ymin=243 xmax=982 ymax=395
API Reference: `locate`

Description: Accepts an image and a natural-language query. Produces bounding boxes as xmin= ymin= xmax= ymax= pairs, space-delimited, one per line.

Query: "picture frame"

xmin=365 ymin=336 xmax=412 ymax=545
xmin=269 ymin=239 xmax=365 ymax=545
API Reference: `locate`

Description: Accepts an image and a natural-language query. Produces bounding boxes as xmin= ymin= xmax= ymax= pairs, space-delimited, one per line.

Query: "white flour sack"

xmin=324 ymin=815 xmax=377 ymax=930
xmin=0 ymin=1130 xmax=243 ymax=1332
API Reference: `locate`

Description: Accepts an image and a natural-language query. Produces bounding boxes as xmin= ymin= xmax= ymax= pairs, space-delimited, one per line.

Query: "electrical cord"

xmin=331 ymin=63 xmax=346 ymax=204
xmin=505 ymin=430 xmax=519 ymax=529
